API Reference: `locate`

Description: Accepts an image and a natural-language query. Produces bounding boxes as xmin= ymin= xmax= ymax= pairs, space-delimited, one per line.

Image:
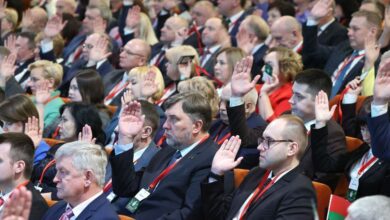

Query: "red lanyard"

xmin=334 ymin=54 xmax=365 ymax=81
xmin=336 ymin=87 xmax=350 ymax=124
xmin=103 ymin=179 xmax=112 ymax=193
xmin=104 ymin=81 xmax=129 ymax=103
xmin=213 ymin=124 xmax=231 ymax=145
xmin=239 ymin=170 xmax=280 ymax=220
xmin=148 ymin=135 xmax=209 ymax=191
xmin=156 ymin=134 xmax=167 ymax=147
xmin=38 ymin=159 xmax=56 ymax=185
xmin=357 ymin=155 xmax=378 ymax=176
xmin=9 ymin=180 xmax=30 ymax=199
xmin=194 ymin=65 xmax=224 ymax=88
xmin=155 ymin=83 xmax=175 ymax=106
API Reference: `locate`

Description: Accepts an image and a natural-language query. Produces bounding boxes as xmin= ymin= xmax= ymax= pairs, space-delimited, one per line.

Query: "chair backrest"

xmin=345 ymin=136 xmax=363 ymax=152
xmin=44 ymin=198 xmax=58 ymax=207
xmin=233 ymin=169 xmax=250 ymax=188
xmin=118 ymin=215 xmax=135 ymax=220
xmin=107 ymin=105 xmax=118 ymax=115
xmin=330 ymin=95 xmax=367 ymax=122
xmin=312 ymin=181 xmax=332 ymax=220
xmin=43 ymin=138 xmax=65 ymax=147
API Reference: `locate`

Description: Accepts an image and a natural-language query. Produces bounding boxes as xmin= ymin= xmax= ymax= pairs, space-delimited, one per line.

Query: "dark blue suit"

xmin=110 ymin=137 xmax=218 ymax=220
xmin=367 ymin=112 xmax=390 ymax=161
xmin=62 ymin=34 xmax=87 ymax=65
xmin=227 ymin=11 xmax=248 ymax=47
xmin=251 ymin=44 xmax=268 ymax=79
xmin=42 ymin=194 xmax=119 ymax=220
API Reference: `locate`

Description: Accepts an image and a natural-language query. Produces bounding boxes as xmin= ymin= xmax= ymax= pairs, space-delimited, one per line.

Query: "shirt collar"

xmin=319 ymin=18 xmax=335 ymax=32
xmin=179 ymin=135 xmax=207 ymax=158
xmin=251 ymin=43 xmax=265 ymax=55
xmin=229 ymin=10 xmax=244 ymax=24
xmin=304 ymin=119 xmax=316 ymax=131
xmin=206 ymin=44 xmax=221 ymax=54
xmin=293 ymin=41 xmax=303 ymax=52
xmin=68 ymin=191 xmax=103 ymax=218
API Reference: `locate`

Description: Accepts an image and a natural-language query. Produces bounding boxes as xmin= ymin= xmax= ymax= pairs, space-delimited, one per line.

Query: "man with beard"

xmin=109 ymin=93 xmax=218 ymax=220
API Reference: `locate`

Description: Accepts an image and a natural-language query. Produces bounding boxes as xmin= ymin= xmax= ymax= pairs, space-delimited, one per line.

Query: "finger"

xmin=233 ymin=157 xmax=244 ymax=167
xmin=78 ymin=132 xmax=82 ymax=141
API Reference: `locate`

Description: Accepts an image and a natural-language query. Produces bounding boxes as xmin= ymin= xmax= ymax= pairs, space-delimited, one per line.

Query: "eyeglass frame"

xmin=257 ymin=137 xmax=294 ymax=150
xmin=82 ymin=43 xmax=94 ymax=49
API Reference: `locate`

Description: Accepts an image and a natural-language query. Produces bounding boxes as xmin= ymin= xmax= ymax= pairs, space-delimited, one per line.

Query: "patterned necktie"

xmin=59 ymin=206 xmax=74 ymax=220
xmin=331 ymin=51 xmax=359 ymax=98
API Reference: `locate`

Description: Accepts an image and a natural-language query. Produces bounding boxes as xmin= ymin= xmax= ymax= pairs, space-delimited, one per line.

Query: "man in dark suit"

xmin=184 ymin=1 xmax=217 ymax=50
xmin=226 ymin=57 xmax=347 ymax=188
xmin=302 ymin=0 xmax=382 ymax=97
xmin=149 ymin=16 xmax=189 ymax=85
xmin=201 ymin=116 xmax=316 ymax=220
xmin=199 ymin=17 xmax=229 ymax=76
xmin=103 ymin=38 xmax=151 ymax=106
xmin=13 ymin=32 xmax=36 ymax=89
xmin=236 ymin=15 xmax=269 ymax=79
xmin=0 ymin=133 xmax=48 ymax=220
xmin=42 ymin=142 xmax=118 ymax=220
xmin=217 ymin=0 xmax=247 ymax=46
xmin=110 ymin=93 xmax=218 ymax=219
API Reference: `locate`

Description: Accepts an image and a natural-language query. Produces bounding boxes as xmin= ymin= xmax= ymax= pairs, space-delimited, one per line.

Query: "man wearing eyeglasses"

xmin=227 ymin=57 xmax=347 ymax=189
xmin=201 ymin=116 xmax=316 ymax=220
xmin=102 ymin=38 xmax=151 ymax=106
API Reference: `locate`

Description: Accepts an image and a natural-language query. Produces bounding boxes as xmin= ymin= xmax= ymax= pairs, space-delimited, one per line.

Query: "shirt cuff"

xmin=342 ymin=93 xmax=358 ymax=104
xmin=114 ymin=143 xmax=134 ymax=155
xmin=40 ymin=39 xmax=54 ymax=53
xmin=306 ymin=18 xmax=318 ymax=26
xmin=123 ymin=0 xmax=133 ymax=6
xmin=371 ymin=103 xmax=388 ymax=117
xmin=124 ymin=27 xmax=135 ymax=35
xmin=229 ymin=97 xmax=244 ymax=107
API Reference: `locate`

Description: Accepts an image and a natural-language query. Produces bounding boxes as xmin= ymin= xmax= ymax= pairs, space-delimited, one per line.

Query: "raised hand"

xmin=44 ymin=15 xmax=68 ymax=39
xmin=373 ymin=59 xmax=390 ymax=105
xmin=346 ymin=78 xmax=363 ymax=97
xmin=260 ymin=73 xmax=279 ymax=95
xmin=4 ymin=34 xmax=17 ymax=55
xmin=35 ymin=81 xmax=51 ymax=105
xmin=24 ymin=117 xmax=42 ymax=148
xmin=78 ymin=124 xmax=96 ymax=144
xmin=118 ymin=101 xmax=145 ymax=144
xmin=88 ymin=36 xmax=112 ymax=62
xmin=231 ymin=56 xmax=260 ymax=97
xmin=364 ymin=29 xmax=380 ymax=71
xmin=0 ymin=54 xmax=17 ymax=81
xmin=310 ymin=0 xmax=333 ymax=20
xmin=1 ymin=186 xmax=32 ymax=220
xmin=0 ymin=0 xmax=7 ymax=19
xmin=121 ymin=88 xmax=133 ymax=107
xmin=141 ymin=70 xmax=158 ymax=99
xmin=315 ymin=90 xmax=336 ymax=128
xmin=126 ymin=5 xmax=141 ymax=29
xmin=211 ymin=136 xmax=243 ymax=175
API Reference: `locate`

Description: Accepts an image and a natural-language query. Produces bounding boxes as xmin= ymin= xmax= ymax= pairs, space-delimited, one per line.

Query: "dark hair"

xmin=61 ymin=13 xmax=82 ymax=46
xmin=294 ymin=69 xmax=332 ymax=97
xmin=59 ymin=102 xmax=106 ymax=145
xmin=17 ymin=32 xmax=36 ymax=49
xmin=74 ymin=69 xmax=104 ymax=105
xmin=139 ymin=100 xmax=160 ymax=137
xmin=0 ymin=133 xmax=34 ymax=178
xmin=268 ymin=0 xmax=296 ymax=17
xmin=0 ymin=94 xmax=39 ymax=124
xmin=164 ymin=92 xmax=212 ymax=131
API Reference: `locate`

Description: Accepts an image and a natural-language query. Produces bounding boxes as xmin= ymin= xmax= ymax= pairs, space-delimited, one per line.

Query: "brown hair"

xmin=215 ymin=47 xmax=245 ymax=82
xmin=278 ymin=115 xmax=308 ymax=159
xmin=0 ymin=94 xmax=39 ymax=124
xmin=268 ymin=47 xmax=302 ymax=82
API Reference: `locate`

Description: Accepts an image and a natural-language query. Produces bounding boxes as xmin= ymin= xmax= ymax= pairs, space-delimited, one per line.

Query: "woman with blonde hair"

xmin=214 ymin=47 xmax=246 ymax=88
xmin=27 ymin=60 xmax=65 ymax=128
xmin=124 ymin=6 xmax=159 ymax=45
xmin=258 ymin=47 xmax=303 ymax=122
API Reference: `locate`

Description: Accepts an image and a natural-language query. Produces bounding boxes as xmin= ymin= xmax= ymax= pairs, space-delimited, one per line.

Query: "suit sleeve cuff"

xmin=229 ymin=97 xmax=244 ymax=107
xmin=342 ymin=93 xmax=358 ymax=104
xmin=40 ymin=39 xmax=54 ymax=53
xmin=114 ymin=143 xmax=134 ymax=155
xmin=371 ymin=103 xmax=388 ymax=117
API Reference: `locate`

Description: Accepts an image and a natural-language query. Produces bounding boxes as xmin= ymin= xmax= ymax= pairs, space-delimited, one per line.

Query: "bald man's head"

xmin=270 ymin=16 xmax=302 ymax=49
xmin=191 ymin=1 xmax=218 ymax=27
xmin=160 ymin=16 xmax=189 ymax=44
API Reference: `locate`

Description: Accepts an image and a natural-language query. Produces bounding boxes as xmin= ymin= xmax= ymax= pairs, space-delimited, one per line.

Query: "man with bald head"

xmin=200 ymin=17 xmax=230 ymax=76
xmin=270 ymin=16 xmax=303 ymax=53
xmin=103 ymin=38 xmax=151 ymax=106
xmin=149 ymin=15 xmax=189 ymax=84
xmin=21 ymin=7 xmax=48 ymax=34
xmin=237 ymin=15 xmax=270 ymax=78
xmin=184 ymin=1 xmax=218 ymax=49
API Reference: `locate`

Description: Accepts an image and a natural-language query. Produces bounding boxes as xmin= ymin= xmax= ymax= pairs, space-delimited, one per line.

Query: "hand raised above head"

xmin=315 ymin=90 xmax=336 ymax=128
xmin=231 ymin=56 xmax=260 ymax=97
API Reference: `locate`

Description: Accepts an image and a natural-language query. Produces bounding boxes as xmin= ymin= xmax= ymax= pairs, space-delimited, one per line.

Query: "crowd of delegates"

xmin=1 ymin=0 xmax=390 ymax=219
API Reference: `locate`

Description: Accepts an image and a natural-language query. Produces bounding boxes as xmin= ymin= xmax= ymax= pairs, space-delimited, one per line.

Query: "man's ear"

xmin=192 ymin=119 xmax=204 ymax=134
xmin=287 ymin=142 xmax=299 ymax=157
xmin=84 ymin=170 xmax=94 ymax=187
xmin=14 ymin=160 xmax=26 ymax=176
xmin=141 ymin=126 xmax=153 ymax=139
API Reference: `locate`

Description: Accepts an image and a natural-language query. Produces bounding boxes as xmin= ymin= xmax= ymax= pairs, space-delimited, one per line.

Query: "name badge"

xmin=126 ymin=188 xmax=150 ymax=213
xmin=106 ymin=192 xmax=117 ymax=202
xmin=346 ymin=176 xmax=359 ymax=202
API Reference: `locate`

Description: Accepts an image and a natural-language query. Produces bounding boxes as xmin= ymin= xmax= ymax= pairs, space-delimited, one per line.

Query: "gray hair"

xmin=55 ymin=141 xmax=107 ymax=187
xmin=347 ymin=195 xmax=390 ymax=220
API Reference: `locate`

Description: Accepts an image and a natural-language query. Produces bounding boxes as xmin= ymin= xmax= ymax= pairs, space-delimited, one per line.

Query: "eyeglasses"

xmin=257 ymin=137 xmax=294 ymax=150
xmin=120 ymin=48 xmax=145 ymax=57
xmin=82 ymin=43 xmax=94 ymax=49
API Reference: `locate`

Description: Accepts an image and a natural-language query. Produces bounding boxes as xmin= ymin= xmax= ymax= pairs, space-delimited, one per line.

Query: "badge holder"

xmin=126 ymin=188 xmax=151 ymax=213
xmin=346 ymin=177 xmax=359 ymax=202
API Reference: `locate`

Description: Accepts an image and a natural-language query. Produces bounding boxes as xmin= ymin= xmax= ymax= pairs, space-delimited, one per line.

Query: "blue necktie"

xmin=168 ymin=151 xmax=182 ymax=166
xmin=331 ymin=51 xmax=359 ymax=98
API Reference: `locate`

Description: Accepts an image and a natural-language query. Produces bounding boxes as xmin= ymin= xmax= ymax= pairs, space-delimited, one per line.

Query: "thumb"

xmin=233 ymin=157 xmax=244 ymax=167
xmin=329 ymin=105 xmax=337 ymax=116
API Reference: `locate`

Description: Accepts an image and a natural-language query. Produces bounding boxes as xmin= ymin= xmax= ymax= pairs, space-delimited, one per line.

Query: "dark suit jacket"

xmin=251 ymin=44 xmax=268 ymax=79
xmin=102 ymin=69 xmax=127 ymax=106
xmin=367 ymin=112 xmax=390 ymax=161
xmin=302 ymin=24 xmax=364 ymax=95
xmin=227 ymin=104 xmax=347 ymax=188
xmin=42 ymin=193 xmax=119 ymax=220
xmin=228 ymin=11 xmax=248 ymax=47
xmin=26 ymin=182 xmax=49 ymax=220
xmin=110 ymin=137 xmax=218 ymax=220
xmin=311 ymin=125 xmax=390 ymax=199
xmin=318 ymin=20 xmax=348 ymax=46
xmin=200 ymin=46 xmax=222 ymax=77
xmin=4 ymin=77 xmax=25 ymax=97
xmin=150 ymin=42 xmax=171 ymax=85
xmin=183 ymin=27 xmax=204 ymax=50
xmin=61 ymin=34 xmax=87 ymax=65
xmin=201 ymin=166 xmax=316 ymax=220
xmin=14 ymin=57 xmax=35 ymax=86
